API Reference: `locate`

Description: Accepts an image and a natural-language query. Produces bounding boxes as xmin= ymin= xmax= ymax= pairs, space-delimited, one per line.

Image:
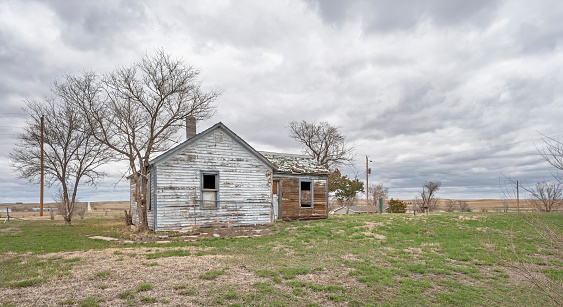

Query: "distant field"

xmin=0 ymin=201 xmax=129 ymax=220
xmin=330 ymin=199 xmax=535 ymax=212
xmin=1 ymin=212 xmax=561 ymax=306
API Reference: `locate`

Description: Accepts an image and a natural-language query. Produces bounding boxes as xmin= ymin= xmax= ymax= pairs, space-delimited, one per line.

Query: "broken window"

xmin=300 ymin=180 xmax=313 ymax=208
xmin=201 ymin=172 xmax=218 ymax=209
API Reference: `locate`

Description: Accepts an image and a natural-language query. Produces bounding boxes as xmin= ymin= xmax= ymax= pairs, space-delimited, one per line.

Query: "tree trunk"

xmin=138 ymin=198 xmax=148 ymax=231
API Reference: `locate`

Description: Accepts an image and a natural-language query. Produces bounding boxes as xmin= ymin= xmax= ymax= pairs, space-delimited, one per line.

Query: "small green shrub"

xmin=7 ymin=279 xmax=42 ymax=288
xmin=118 ymin=291 xmax=134 ymax=299
xmin=95 ymin=270 xmax=110 ymax=278
xmin=140 ymin=297 xmax=157 ymax=303
xmin=199 ymin=269 xmax=225 ymax=280
xmin=136 ymin=284 xmax=153 ymax=292
xmin=80 ymin=296 xmax=105 ymax=307
xmin=279 ymin=267 xmax=310 ymax=279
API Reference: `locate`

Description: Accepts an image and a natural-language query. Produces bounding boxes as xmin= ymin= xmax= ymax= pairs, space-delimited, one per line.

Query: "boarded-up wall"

xmin=279 ymin=175 xmax=328 ymax=220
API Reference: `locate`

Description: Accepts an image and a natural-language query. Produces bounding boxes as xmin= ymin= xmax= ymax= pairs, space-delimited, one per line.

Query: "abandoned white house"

xmin=130 ymin=122 xmax=329 ymax=231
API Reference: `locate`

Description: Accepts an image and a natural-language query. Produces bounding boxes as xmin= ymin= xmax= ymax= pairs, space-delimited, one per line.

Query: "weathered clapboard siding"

xmin=130 ymin=122 xmax=330 ymax=230
xmin=278 ymin=175 xmax=329 ymax=221
xmin=151 ymin=129 xmax=273 ymax=230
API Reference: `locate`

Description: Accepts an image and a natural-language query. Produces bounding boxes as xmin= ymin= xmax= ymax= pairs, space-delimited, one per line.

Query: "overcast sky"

xmin=1 ymin=0 xmax=562 ymax=203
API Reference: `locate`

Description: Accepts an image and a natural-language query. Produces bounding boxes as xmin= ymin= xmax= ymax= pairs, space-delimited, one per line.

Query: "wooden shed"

xmin=261 ymin=152 xmax=329 ymax=221
xmin=130 ymin=122 xmax=329 ymax=231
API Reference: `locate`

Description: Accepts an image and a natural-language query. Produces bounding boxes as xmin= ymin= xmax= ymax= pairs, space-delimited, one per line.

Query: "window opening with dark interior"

xmin=202 ymin=173 xmax=218 ymax=209
xmin=300 ymin=180 xmax=312 ymax=208
xmin=203 ymin=174 xmax=216 ymax=190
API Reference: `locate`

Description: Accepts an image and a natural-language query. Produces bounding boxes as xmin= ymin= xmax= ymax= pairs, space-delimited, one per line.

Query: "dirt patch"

xmin=341 ymin=253 xmax=362 ymax=262
xmin=3 ymin=248 xmax=256 ymax=306
xmin=109 ymin=225 xmax=278 ymax=244
xmin=362 ymin=222 xmax=383 ymax=231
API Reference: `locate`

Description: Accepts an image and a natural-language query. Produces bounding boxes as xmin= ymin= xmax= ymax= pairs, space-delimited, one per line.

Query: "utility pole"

xmin=516 ymin=180 xmax=519 ymax=213
xmin=365 ymin=156 xmax=371 ymax=214
xmin=40 ymin=115 xmax=44 ymax=217
xmin=366 ymin=156 xmax=369 ymax=214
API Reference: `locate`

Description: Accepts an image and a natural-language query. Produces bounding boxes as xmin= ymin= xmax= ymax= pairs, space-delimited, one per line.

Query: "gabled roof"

xmin=149 ymin=122 xmax=276 ymax=170
xmin=260 ymin=151 xmax=329 ymax=175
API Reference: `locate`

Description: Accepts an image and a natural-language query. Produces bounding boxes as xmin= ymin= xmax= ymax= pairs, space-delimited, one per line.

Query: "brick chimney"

xmin=186 ymin=116 xmax=196 ymax=140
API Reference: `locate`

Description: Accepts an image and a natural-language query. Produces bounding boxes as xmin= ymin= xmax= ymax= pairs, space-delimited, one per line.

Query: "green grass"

xmin=0 ymin=217 xmax=126 ymax=255
xmin=199 ymin=269 xmax=226 ymax=280
xmin=0 ymin=255 xmax=78 ymax=287
xmin=79 ymin=296 xmax=105 ymax=307
xmin=1 ymin=213 xmax=561 ymax=306
xmin=95 ymin=270 xmax=111 ymax=278
xmin=140 ymin=297 xmax=157 ymax=303
xmin=136 ymin=283 xmax=153 ymax=292
xmin=118 ymin=291 xmax=135 ymax=299
xmin=142 ymin=262 xmax=158 ymax=266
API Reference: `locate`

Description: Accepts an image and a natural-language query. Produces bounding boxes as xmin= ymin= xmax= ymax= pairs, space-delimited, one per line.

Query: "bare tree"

xmin=458 ymin=200 xmax=472 ymax=212
xmin=66 ymin=50 xmax=220 ymax=230
xmin=444 ymin=199 xmax=456 ymax=212
xmin=289 ymin=120 xmax=353 ymax=169
xmin=528 ymin=181 xmax=563 ymax=212
xmin=539 ymin=135 xmax=563 ymax=182
xmin=369 ymin=183 xmax=389 ymax=212
xmin=494 ymin=177 xmax=563 ymax=305
xmin=10 ymin=93 xmax=112 ymax=225
xmin=419 ymin=181 xmax=441 ymax=215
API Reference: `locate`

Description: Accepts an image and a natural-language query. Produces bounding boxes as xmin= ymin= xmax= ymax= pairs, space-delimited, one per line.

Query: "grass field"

xmin=0 ymin=212 xmax=561 ymax=306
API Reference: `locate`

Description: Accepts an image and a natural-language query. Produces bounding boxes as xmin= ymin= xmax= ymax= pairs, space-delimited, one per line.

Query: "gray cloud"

xmin=305 ymin=0 xmax=500 ymax=32
xmin=0 ymin=0 xmax=562 ymax=202
xmin=37 ymin=0 xmax=148 ymax=51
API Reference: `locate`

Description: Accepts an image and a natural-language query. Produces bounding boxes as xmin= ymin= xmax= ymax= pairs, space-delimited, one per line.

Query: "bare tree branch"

xmin=418 ymin=180 xmax=441 ymax=215
xmin=68 ymin=50 xmax=221 ymax=230
xmin=289 ymin=120 xmax=354 ymax=169
xmin=10 ymin=84 xmax=114 ymax=225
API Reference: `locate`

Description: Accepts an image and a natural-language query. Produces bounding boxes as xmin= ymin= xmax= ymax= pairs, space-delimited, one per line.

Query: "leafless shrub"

xmin=75 ymin=204 xmax=87 ymax=219
xmin=480 ymin=207 xmax=488 ymax=212
xmin=458 ymin=201 xmax=472 ymax=212
xmin=483 ymin=212 xmax=562 ymax=305
xmin=528 ymin=181 xmax=563 ymax=212
xmin=445 ymin=199 xmax=456 ymax=212
xmin=495 ymin=176 xmax=563 ymax=305
xmin=413 ymin=196 xmax=423 ymax=213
